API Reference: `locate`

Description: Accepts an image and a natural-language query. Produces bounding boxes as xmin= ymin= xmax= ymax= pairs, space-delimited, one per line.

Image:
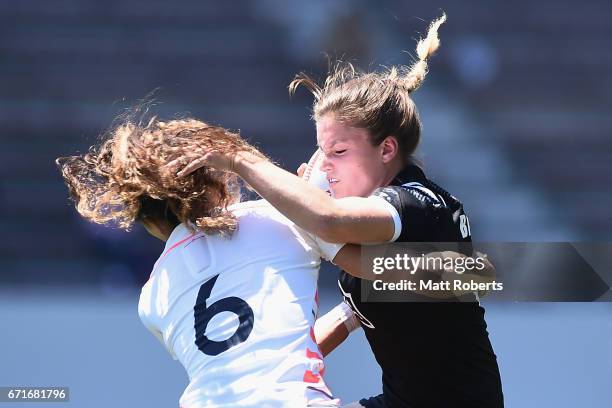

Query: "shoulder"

xmin=372 ymin=180 xmax=471 ymax=243
xmin=228 ymin=199 xmax=270 ymax=214
xmin=372 ymin=182 xmax=444 ymax=217
xmin=228 ymin=200 xmax=290 ymax=223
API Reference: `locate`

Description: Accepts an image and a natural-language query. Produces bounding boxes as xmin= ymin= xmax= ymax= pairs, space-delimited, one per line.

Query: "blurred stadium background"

xmin=1 ymin=1 xmax=611 ymax=407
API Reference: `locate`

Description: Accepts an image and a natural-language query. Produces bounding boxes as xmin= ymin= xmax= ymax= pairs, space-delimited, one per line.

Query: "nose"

xmin=319 ymin=152 xmax=333 ymax=173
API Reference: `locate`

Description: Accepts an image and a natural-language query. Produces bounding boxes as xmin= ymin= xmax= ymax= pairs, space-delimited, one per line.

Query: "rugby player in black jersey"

xmin=171 ymin=14 xmax=503 ymax=408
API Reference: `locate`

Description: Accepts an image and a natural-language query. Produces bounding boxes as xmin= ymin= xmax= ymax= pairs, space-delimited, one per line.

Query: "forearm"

xmin=314 ymin=302 xmax=360 ymax=357
xmin=233 ymin=151 xmax=395 ymax=243
xmin=314 ymin=317 xmax=349 ymax=357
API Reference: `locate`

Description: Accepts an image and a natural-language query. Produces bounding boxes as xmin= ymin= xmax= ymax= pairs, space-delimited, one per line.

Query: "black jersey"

xmin=338 ymin=165 xmax=504 ymax=408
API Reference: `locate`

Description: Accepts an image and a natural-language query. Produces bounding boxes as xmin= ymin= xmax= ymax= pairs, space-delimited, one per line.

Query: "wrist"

xmin=232 ymin=151 xmax=264 ymax=174
xmin=334 ymin=302 xmax=360 ymax=333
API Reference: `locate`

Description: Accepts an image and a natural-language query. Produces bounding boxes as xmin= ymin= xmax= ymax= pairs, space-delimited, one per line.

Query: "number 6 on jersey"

xmin=194 ymin=274 xmax=255 ymax=356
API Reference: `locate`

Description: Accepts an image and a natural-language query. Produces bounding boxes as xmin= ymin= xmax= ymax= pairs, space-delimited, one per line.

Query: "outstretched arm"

xmin=171 ymin=150 xmax=398 ymax=244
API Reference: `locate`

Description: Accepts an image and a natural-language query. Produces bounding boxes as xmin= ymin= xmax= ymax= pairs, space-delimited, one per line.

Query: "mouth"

xmin=327 ymin=177 xmax=339 ymax=186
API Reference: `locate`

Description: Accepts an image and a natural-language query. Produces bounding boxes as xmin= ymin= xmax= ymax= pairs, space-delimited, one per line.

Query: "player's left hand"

xmin=473 ymin=251 xmax=496 ymax=279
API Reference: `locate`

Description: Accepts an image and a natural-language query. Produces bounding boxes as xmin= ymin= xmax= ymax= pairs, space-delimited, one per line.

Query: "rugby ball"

xmin=302 ymin=150 xmax=330 ymax=193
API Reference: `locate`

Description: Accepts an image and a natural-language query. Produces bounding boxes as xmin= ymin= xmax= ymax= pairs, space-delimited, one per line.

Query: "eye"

xmin=334 ymin=149 xmax=347 ymax=156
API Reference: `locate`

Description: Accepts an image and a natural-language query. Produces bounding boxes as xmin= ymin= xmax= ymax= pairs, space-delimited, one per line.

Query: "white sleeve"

xmin=296 ymin=226 xmax=345 ymax=262
xmin=314 ymin=236 xmax=345 ymax=262
xmin=366 ymin=195 xmax=402 ymax=242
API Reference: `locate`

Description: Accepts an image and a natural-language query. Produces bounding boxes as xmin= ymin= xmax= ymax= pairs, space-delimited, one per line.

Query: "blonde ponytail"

xmin=403 ymin=13 xmax=447 ymax=92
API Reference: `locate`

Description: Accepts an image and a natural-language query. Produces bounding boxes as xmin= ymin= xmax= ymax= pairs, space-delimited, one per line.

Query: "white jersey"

xmin=138 ymin=200 xmax=343 ymax=408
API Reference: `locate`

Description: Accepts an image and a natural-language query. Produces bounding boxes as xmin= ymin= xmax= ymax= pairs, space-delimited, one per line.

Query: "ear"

xmin=380 ymin=136 xmax=399 ymax=164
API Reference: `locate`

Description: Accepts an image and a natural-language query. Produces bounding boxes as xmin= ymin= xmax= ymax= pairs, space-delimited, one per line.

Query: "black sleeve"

xmin=372 ymin=185 xmax=472 ymax=251
xmin=371 ymin=186 xmax=434 ymax=243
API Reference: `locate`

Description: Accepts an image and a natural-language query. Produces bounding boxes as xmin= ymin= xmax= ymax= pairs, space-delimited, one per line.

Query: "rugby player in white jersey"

xmin=57 ymin=118 xmax=348 ymax=407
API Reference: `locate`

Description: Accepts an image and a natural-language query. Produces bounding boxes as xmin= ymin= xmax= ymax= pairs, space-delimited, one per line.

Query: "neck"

xmin=143 ymin=219 xmax=176 ymax=242
xmin=382 ymin=159 xmax=406 ymax=187
xmin=156 ymin=223 xmax=175 ymax=242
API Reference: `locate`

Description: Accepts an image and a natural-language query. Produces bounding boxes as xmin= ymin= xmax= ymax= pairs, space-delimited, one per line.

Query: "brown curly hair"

xmin=57 ymin=117 xmax=265 ymax=236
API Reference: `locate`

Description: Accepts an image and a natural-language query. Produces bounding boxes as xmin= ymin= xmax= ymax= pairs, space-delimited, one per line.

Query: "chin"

xmin=329 ymin=186 xmax=342 ymax=198
xmin=331 ymin=188 xmax=352 ymax=199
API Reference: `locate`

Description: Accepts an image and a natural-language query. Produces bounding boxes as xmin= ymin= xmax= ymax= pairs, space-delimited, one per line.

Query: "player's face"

xmin=316 ymin=115 xmax=389 ymax=198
